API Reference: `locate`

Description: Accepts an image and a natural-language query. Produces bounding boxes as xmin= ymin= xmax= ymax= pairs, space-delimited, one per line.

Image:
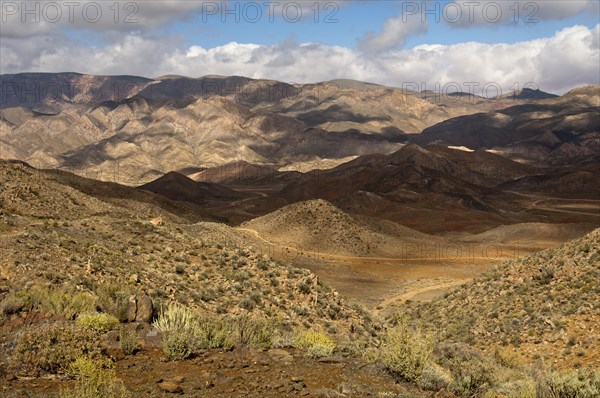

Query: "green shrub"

xmin=77 ymin=313 xmax=119 ymax=334
xmin=436 ymin=343 xmax=497 ymax=396
xmin=418 ymin=363 xmax=453 ymax=391
xmin=232 ymin=314 xmax=276 ymax=350
xmin=293 ymin=330 xmax=336 ymax=358
xmin=10 ymin=323 xmax=102 ymax=376
xmin=382 ymin=317 xmax=432 ymax=382
xmin=154 ymin=302 xmax=278 ymax=356
xmin=96 ymin=284 xmax=131 ymax=322
xmin=491 ymin=379 xmax=537 ymax=398
xmin=153 ymin=302 xmax=200 ymax=336
xmin=195 ymin=314 xmax=235 ymax=350
xmin=60 ymin=356 xmax=130 ymax=398
xmin=543 ymin=368 xmax=600 ymax=398
xmin=20 ymin=286 xmax=96 ymax=319
xmin=162 ymin=332 xmax=193 ymax=361
xmin=119 ymin=330 xmax=138 ymax=355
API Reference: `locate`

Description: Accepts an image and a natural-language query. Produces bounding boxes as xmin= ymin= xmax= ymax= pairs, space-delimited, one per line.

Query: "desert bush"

xmin=162 ymin=332 xmax=193 ymax=360
xmin=20 ymin=285 xmax=96 ymax=319
xmin=233 ymin=314 xmax=276 ymax=350
xmin=153 ymin=302 xmax=200 ymax=336
xmin=10 ymin=323 xmax=102 ymax=376
xmin=542 ymin=368 xmax=600 ymax=398
xmin=382 ymin=317 xmax=432 ymax=382
xmin=436 ymin=343 xmax=497 ymax=396
xmin=77 ymin=313 xmax=119 ymax=334
xmin=418 ymin=363 xmax=454 ymax=391
xmin=490 ymin=378 xmax=537 ymax=398
xmin=293 ymin=330 xmax=336 ymax=358
xmin=194 ymin=313 xmax=235 ymax=350
xmin=534 ymin=265 xmax=556 ymax=285
xmin=154 ymin=302 xmax=199 ymax=359
xmin=60 ymin=356 xmax=131 ymax=398
xmin=119 ymin=330 xmax=138 ymax=355
xmin=0 ymin=295 xmax=25 ymax=317
xmin=154 ymin=302 xmax=278 ymax=355
xmin=96 ymin=284 xmax=131 ymax=322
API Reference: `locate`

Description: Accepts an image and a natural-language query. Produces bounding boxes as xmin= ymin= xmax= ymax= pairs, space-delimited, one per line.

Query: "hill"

xmin=242 ymin=199 xmax=435 ymax=257
xmin=405 ymin=228 xmax=600 ymax=368
xmin=138 ymin=171 xmax=252 ymax=204
xmin=413 ymin=85 xmax=600 ymax=165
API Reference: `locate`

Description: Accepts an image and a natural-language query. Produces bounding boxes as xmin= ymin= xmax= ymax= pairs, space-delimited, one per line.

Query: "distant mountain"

xmin=138 ymin=171 xmax=253 ymax=204
xmin=412 ymin=86 xmax=600 ymax=164
xmin=0 ymin=72 xmax=152 ymax=111
xmin=0 ymin=72 xmax=597 ymax=188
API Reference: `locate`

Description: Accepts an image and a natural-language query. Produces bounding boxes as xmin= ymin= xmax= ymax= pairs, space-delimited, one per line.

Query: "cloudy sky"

xmin=1 ymin=0 xmax=599 ymax=93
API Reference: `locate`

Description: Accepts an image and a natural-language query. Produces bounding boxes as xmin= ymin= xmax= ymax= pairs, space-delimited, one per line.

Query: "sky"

xmin=0 ymin=0 xmax=599 ymax=94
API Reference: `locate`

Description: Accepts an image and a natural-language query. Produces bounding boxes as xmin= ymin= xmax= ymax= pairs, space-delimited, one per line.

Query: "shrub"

xmin=543 ymin=368 xmax=600 ymax=398
xmin=10 ymin=323 xmax=102 ymax=376
xmin=153 ymin=302 xmax=200 ymax=336
xmin=436 ymin=343 xmax=497 ymax=397
xmin=154 ymin=303 xmax=199 ymax=360
xmin=20 ymin=286 xmax=96 ymax=320
xmin=0 ymin=295 xmax=25 ymax=317
xmin=96 ymin=284 xmax=131 ymax=322
xmin=162 ymin=332 xmax=193 ymax=361
xmin=233 ymin=314 xmax=276 ymax=350
xmin=382 ymin=317 xmax=432 ymax=382
xmin=293 ymin=330 xmax=336 ymax=358
xmin=195 ymin=314 xmax=235 ymax=350
xmin=60 ymin=356 xmax=131 ymax=398
xmin=119 ymin=330 xmax=138 ymax=355
xmin=418 ymin=364 xmax=453 ymax=391
xmin=491 ymin=379 xmax=537 ymax=398
xmin=77 ymin=313 xmax=119 ymax=334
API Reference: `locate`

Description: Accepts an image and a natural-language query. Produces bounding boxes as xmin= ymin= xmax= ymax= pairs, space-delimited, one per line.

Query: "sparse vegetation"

xmin=293 ymin=330 xmax=336 ymax=358
xmin=382 ymin=317 xmax=432 ymax=382
xmin=77 ymin=313 xmax=119 ymax=333
xmin=9 ymin=323 xmax=102 ymax=376
xmin=60 ymin=357 xmax=131 ymax=398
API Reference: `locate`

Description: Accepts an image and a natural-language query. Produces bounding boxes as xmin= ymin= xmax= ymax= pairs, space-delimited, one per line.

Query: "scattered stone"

xmin=157 ymin=381 xmax=183 ymax=394
xmin=127 ymin=295 xmax=137 ymax=322
xmin=127 ymin=292 xmax=154 ymax=323
xmin=268 ymin=348 xmax=293 ymax=364
xmin=317 ymin=356 xmax=344 ymax=364
xmin=135 ymin=293 xmax=153 ymax=323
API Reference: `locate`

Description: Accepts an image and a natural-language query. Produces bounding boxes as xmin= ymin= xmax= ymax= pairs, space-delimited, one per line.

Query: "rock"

xmin=268 ymin=348 xmax=293 ymax=364
xmin=157 ymin=381 xmax=183 ymax=394
xmin=171 ymin=376 xmax=185 ymax=383
xmin=5 ymin=374 xmax=17 ymax=381
xmin=150 ymin=217 xmax=164 ymax=226
xmin=290 ymin=376 xmax=303 ymax=383
xmin=317 ymin=356 xmax=344 ymax=364
xmin=127 ymin=293 xmax=154 ymax=323
xmin=135 ymin=293 xmax=153 ymax=323
xmin=129 ymin=274 xmax=140 ymax=284
xmin=293 ymin=382 xmax=304 ymax=391
xmin=127 ymin=295 xmax=137 ymax=322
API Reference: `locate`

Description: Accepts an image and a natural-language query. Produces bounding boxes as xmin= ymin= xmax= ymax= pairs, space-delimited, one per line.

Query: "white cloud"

xmin=0 ymin=1 xmax=207 ymax=37
xmin=358 ymin=13 xmax=428 ymax=52
xmin=1 ymin=24 xmax=598 ymax=94
xmin=448 ymin=0 xmax=599 ymax=26
xmin=355 ymin=0 xmax=600 ymax=51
